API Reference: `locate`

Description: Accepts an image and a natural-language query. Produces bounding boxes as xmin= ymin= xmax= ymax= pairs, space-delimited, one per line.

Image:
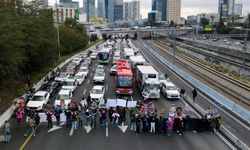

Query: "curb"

xmin=0 ymin=41 xmax=103 ymax=128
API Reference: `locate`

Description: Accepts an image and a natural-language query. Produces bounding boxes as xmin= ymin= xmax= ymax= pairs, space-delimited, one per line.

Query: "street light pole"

xmin=56 ymin=0 xmax=60 ymax=60
xmin=242 ymin=33 xmax=247 ymax=65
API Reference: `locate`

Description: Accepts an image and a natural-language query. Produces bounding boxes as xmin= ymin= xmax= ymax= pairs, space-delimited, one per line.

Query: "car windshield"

xmin=99 ymin=53 xmax=109 ymax=60
xmin=95 ymin=72 xmax=104 ymax=77
xmin=97 ymin=65 xmax=104 ymax=69
xmin=159 ymin=75 xmax=165 ymax=80
xmin=166 ymin=86 xmax=176 ymax=90
xmin=80 ymin=68 xmax=87 ymax=72
xmin=57 ymin=94 xmax=70 ymax=100
xmin=68 ymin=63 xmax=75 ymax=67
xmin=32 ymin=96 xmax=44 ymax=101
xmin=111 ymin=65 xmax=117 ymax=69
xmin=117 ymin=76 xmax=133 ymax=87
xmin=96 ymin=69 xmax=104 ymax=73
xmin=76 ymin=75 xmax=82 ymax=79
xmin=146 ymin=83 xmax=159 ymax=90
xmin=67 ymin=68 xmax=74 ymax=72
xmin=91 ymin=88 xmax=103 ymax=94
xmin=64 ymin=81 xmax=74 ymax=86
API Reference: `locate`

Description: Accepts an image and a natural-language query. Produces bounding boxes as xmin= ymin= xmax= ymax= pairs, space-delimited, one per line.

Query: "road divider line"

xmin=19 ymin=133 xmax=33 ymax=150
xmin=69 ymin=126 xmax=74 ymax=136
xmin=106 ymin=122 xmax=108 ymax=137
xmin=83 ymin=89 xmax=87 ymax=95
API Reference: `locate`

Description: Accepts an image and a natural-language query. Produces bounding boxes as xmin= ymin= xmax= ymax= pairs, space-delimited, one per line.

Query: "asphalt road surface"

xmin=0 ymin=39 xmax=231 ymax=150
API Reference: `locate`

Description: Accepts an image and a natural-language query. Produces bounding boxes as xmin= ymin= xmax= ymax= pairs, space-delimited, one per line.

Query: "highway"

xmin=0 ymin=39 xmax=231 ymax=150
xmin=133 ymin=39 xmax=250 ymax=149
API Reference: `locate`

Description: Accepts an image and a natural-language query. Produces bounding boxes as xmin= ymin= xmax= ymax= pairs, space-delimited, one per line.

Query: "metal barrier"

xmin=137 ymin=38 xmax=250 ymax=125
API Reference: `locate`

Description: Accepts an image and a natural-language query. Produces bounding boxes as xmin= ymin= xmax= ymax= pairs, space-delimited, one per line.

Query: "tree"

xmin=200 ymin=17 xmax=210 ymax=28
xmin=210 ymin=15 xmax=215 ymax=25
xmin=170 ymin=20 xmax=175 ymax=27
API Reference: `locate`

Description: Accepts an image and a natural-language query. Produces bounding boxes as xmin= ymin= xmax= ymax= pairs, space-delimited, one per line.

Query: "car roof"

xmin=34 ymin=91 xmax=48 ymax=96
xmin=162 ymin=81 xmax=175 ymax=86
xmin=93 ymin=85 xmax=104 ymax=90
xmin=58 ymin=89 xmax=71 ymax=95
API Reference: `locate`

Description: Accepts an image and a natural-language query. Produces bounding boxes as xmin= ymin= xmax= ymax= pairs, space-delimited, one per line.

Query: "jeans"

xmin=150 ymin=122 xmax=155 ymax=133
xmin=3 ymin=131 xmax=10 ymax=142
xmin=72 ymin=121 xmax=77 ymax=130
xmin=130 ymin=122 xmax=136 ymax=131
xmin=26 ymin=126 xmax=35 ymax=136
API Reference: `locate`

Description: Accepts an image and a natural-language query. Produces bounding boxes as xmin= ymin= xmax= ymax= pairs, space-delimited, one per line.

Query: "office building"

xmin=123 ymin=0 xmax=140 ymax=21
xmin=148 ymin=11 xmax=161 ymax=26
xmin=98 ymin=0 xmax=105 ymax=18
xmin=152 ymin=0 xmax=166 ymax=21
xmin=234 ymin=3 xmax=242 ymax=16
xmin=83 ymin=0 xmax=96 ymax=21
xmin=108 ymin=0 xmax=123 ymax=23
xmin=218 ymin=0 xmax=235 ymax=22
xmin=167 ymin=0 xmax=181 ymax=24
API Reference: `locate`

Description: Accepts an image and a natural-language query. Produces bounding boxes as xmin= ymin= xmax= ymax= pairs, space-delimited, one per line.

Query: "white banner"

xmin=38 ymin=113 xmax=66 ymax=122
xmin=107 ymin=99 xmax=117 ymax=107
xmin=117 ymin=99 xmax=127 ymax=107
xmin=127 ymin=101 xmax=137 ymax=108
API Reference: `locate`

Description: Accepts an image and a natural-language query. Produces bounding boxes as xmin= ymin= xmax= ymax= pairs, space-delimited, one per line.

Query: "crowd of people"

xmin=2 ymin=96 xmax=222 ymax=143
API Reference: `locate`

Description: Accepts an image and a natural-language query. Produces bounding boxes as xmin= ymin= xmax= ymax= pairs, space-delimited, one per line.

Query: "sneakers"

xmin=24 ymin=134 xmax=27 ymax=137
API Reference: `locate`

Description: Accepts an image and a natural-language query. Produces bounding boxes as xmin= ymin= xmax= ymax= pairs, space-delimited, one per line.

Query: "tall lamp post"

xmin=55 ymin=0 xmax=61 ymax=60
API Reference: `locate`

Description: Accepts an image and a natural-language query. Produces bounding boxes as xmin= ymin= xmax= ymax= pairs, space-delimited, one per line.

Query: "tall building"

xmin=98 ymin=0 xmax=105 ymax=18
xmin=152 ymin=0 xmax=166 ymax=21
xmin=167 ymin=0 xmax=181 ymax=24
xmin=108 ymin=0 xmax=123 ymax=23
xmin=83 ymin=0 xmax=96 ymax=21
xmin=218 ymin=0 xmax=235 ymax=22
xmin=59 ymin=0 xmax=79 ymax=8
xmin=124 ymin=0 xmax=140 ymax=21
xmin=234 ymin=3 xmax=242 ymax=16
xmin=148 ymin=11 xmax=161 ymax=26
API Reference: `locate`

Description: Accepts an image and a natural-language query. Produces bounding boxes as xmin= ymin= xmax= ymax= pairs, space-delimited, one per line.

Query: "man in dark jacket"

xmin=192 ymin=88 xmax=198 ymax=103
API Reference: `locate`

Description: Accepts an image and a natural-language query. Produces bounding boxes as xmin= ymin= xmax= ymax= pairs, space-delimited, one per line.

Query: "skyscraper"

xmin=98 ymin=0 xmax=105 ymax=18
xmin=218 ymin=0 xmax=235 ymax=22
xmin=83 ymin=0 xmax=96 ymax=21
xmin=152 ymin=0 xmax=166 ymax=21
xmin=124 ymin=0 xmax=140 ymax=21
xmin=234 ymin=3 xmax=242 ymax=16
xmin=166 ymin=0 xmax=181 ymax=23
xmin=108 ymin=0 xmax=123 ymax=23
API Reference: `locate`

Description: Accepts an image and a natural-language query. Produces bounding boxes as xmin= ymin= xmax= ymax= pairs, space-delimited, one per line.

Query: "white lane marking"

xmin=137 ymin=40 xmax=250 ymax=131
xmin=83 ymin=89 xmax=87 ymax=95
xmin=106 ymin=84 xmax=109 ymax=91
xmin=87 ymin=80 xmax=90 ymax=84
xmin=106 ymin=122 xmax=108 ymax=137
xmin=130 ymin=96 xmax=134 ymax=101
xmin=69 ymin=126 xmax=74 ymax=136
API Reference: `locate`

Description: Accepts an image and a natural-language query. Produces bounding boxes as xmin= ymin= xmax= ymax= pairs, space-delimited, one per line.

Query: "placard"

xmin=117 ymin=99 xmax=127 ymax=107
xmin=107 ymin=99 xmax=117 ymax=107
xmin=38 ymin=113 xmax=66 ymax=122
xmin=127 ymin=101 xmax=137 ymax=108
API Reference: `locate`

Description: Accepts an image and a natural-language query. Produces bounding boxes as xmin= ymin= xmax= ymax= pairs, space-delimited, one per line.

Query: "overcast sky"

xmin=50 ymin=0 xmax=250 ymax=19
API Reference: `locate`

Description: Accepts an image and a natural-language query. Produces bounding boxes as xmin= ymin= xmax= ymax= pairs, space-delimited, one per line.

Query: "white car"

xmin=90 ymin=52 xmax=98 ymax=59
xmin=80 ymin=62 xmax=89 ymax=70
xmin=93 ymin=71 xmax=105 ymax=83
xmin=55 ymin=72 xmax=68 ymax=82
xmin=26 ymin=91 xmax=50 ymax=111
xmin=72 ymin=57 xmax=81 ymax=66
xmin=90 ymin=85 xmax=105 ymax=102
xmin=79 ymin=67 xmax=89 ymax=78
xmin=97 ymin=65 xmax=104 ymax=70
xmin=75 ymin=72 xmax=85 ymax=85
xmin=62 ymin=77 xmax=77 ymax=92
xmin=85 ymin=58 xmax=92 ymax=65
xmin=110 ymin=64 xmax=117 ymax=75
xmin=161 ymin=81 xmax=180 ymax=99
xmin=159 ymin=74 xmax=167 ymax=87
xmin=54 ymin=89 xmax=72 ymax=108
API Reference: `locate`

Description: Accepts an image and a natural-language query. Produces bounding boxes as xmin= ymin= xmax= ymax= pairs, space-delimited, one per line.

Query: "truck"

xmin=135 ymin=65 xmax=160 ymax=99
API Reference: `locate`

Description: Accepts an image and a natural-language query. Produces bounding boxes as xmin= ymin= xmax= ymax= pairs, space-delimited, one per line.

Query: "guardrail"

xmin=137 ymin=38 xmax=250 ymax=125
xmin=0 ymin=41 xmax=103 ymax=128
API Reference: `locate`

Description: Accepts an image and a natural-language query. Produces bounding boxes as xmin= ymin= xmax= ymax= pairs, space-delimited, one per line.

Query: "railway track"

xmin=145 ymin=39 xmax=250 ymax=108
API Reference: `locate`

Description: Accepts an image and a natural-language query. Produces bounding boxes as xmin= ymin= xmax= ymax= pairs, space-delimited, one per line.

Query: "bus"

xmin=98 ymin=47 xmax=112 ymax=64
xmin=115 ymin=59 xmax=133 ymax=95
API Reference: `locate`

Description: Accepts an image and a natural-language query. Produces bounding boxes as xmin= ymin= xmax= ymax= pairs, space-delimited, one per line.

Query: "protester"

xmin=46 ymin=111 xmax=53 ymax=128
xmin=16 ymin=109 xmax=24 ymax=128
xmin=34 ymin=113 xmax=40 ymax=130
xmin=129 ymin=109 xmax=137 ymax=131
xmin=180 ymin=88 xmax=185 ymax=99
xmin=54 ymin=108 xmax=62 ymax=126
xmin=174 ymin=107 xmax=185 ymax=136
xmin=192 ymin=88 xmax=198 ymax=103
xmin=108 ymin=107 xmax=115 ymax=123
xmin=112 ymin=111 xmax=120 ymax=127
xmin=3 ymin=121 xmax=11 ymax=143
xmin=149 ymin=112 xmax=157 ymax=133
xmin=71 ymin=111 xmax=78 ymax=130
xmin=85 ymin=109 xmax=91 ymax=126
xmin=24 ymin=117 xmax=35 ymax=137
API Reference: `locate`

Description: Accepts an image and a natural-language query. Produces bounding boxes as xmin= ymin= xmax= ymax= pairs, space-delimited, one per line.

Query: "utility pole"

xmin=242 ymin=33 xmax=247 ymax=65
xmin=56 ymin=0 xmax=60 ymax=60
xmin=172 ymin=30 xmax=176 ymax=65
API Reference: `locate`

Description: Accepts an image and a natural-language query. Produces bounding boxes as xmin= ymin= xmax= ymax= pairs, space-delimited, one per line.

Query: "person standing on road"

xmin=129 ymin=109 xmax=136 ymax=131
xmin=192 ymin=88 xmax=198 ymax=103
xmin=16 ymin=109 xmax=24 ymax=128
xmin=149 ymin=112 xmax=157 ymax=133
xmin=46 ymin=111 xmax=53 ymax=128
xmin=34 ymin=113 xmax=40 ymax=130
xmin=24 ymin=117 xmax=35 ymax=137
xmin=180 ymin=88 xmax=185 ymax=99
xmin=85 ymin=109 xmax=91 ymax=126
xmin=3 ymin=121 xmax=11 ymax=143
xmin=108 ymin=107 xmax=115 ymax=123
xmin=54 ymin=108 xmax=62 ymax=126
xmin=71 ymin=111 xmax=78 ymax=130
